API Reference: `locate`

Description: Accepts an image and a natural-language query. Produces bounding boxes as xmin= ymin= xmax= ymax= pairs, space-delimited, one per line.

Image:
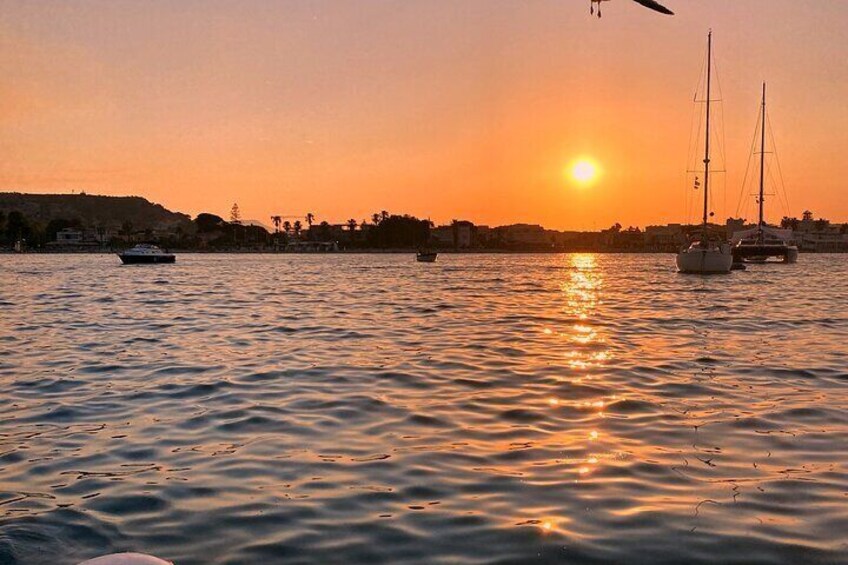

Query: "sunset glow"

xmin=2 ymin=1 xmax=847 ymax=560
xmin=1 ymin=1 xmax=846 ymax=228
xmin=570 ymin=159 xmax=600 ymax=186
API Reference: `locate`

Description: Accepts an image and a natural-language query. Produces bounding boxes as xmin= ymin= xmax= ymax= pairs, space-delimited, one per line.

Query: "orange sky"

xmin=2 ymin=0 xmax=847 ymax=230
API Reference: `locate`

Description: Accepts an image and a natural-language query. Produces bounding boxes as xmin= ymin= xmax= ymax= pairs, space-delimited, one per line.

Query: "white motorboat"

xmin=118 ymin=244 xmax=175 ymax=264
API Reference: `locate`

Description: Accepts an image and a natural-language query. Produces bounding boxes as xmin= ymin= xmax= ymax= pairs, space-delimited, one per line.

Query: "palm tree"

xmin=380 ymin=210 xmax=389 ymax=222
xmin=283 ymin=220 xmax=292 ymax=234
xmin=293 ymin=220 xmax=302 ymax=237
xmin=270 ymin=216 xmax=283 ymax=250
xmin=346 ymin=219 xmax=357 ymax=242
xmin=306 ymin=213 xmax=315 ymax=228
xmin=372 ymin=213 xmax=381 ymax=225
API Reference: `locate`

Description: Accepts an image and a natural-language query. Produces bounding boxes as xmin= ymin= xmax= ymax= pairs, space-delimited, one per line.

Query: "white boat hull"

xmin=676 ymin=246 xmax=734 ymax=274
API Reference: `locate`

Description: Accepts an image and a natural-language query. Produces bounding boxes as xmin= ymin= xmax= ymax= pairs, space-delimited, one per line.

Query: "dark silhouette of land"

xmin=1 ymin=192 xmax=846 ymax=253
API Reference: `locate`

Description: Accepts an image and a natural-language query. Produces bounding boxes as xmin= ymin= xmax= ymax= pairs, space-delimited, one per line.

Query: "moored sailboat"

xmin=731 ymin=83 xmax=799 ymax=264
xmin=676 ymin=31 xmax=733 ymax=274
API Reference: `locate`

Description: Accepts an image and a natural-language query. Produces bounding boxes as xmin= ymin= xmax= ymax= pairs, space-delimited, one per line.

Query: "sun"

xmin=569 ymin=158 xmax=600 ymax=186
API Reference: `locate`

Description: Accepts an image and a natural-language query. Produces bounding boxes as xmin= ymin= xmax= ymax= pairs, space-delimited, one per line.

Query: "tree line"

xmin=0 ymin=210 xmax=91 ymax=248
xmin=0 ymin=206 xmax=435 ymax=251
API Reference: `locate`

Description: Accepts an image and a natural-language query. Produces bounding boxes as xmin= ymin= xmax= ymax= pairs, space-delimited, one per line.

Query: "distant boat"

xmin=416 ymin=250 xmax=438 ymax=263
xmin=731 ymin=84 xmax=799 ymax=264
xmin=118 ymin=244 xmax=175 ymax=264
xmin=676 ymin=31 xmax=733 ymax=274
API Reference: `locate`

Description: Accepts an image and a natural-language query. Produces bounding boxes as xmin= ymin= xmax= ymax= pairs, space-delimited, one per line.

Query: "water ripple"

xmin=0 ymin=253 xmax=846 ymax=564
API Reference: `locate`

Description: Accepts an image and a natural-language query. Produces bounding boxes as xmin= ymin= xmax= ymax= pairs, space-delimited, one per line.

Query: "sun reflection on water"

xmin=525 ymin=254 xmax=618 ymax=532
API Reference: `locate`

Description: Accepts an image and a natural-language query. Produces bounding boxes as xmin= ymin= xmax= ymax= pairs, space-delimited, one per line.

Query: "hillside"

xmin=0 ymin=192 xmax=192 ymax=230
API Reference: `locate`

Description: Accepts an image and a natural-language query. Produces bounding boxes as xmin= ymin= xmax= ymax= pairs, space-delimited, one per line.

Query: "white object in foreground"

xmin=78 ymin=553 xmax=172 ymax=565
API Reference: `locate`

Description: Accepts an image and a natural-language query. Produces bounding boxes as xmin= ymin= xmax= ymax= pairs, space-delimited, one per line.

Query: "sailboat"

xmin=676 ymin=31 xmax=734 ymax=274
xmin=731 ymin=84 xmax=799 ymax=264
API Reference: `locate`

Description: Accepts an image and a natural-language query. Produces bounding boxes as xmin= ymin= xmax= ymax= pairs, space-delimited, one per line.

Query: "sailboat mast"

xmin=758 ymin=82 xmax=766 ymax=237
xmin=702 ymin=31 xmax=712 ymax=235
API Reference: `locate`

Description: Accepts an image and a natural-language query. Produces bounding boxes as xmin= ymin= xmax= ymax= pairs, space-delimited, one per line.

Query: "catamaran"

xmin=676 ymin=31 xmax=734 ymax=274
xmin=731 ymin=84 xmax=799 ymax=264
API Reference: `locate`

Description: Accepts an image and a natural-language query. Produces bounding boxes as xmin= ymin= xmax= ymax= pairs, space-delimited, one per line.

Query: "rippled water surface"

xmin=1 ymin=253 xmax=847 ymax=564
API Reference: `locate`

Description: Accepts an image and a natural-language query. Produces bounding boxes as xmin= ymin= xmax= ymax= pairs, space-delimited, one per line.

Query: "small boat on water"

xmin=118 ymin=244 xmax=175 ymax=265
xmin=676 ymin=31 xmax=733 ymax=274
xmin=416 ymin=250 xmax=438 ymax=263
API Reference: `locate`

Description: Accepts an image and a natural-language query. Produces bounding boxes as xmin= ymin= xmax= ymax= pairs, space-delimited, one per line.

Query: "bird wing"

xmin=632 ymin=0 xmax=674 ymax=15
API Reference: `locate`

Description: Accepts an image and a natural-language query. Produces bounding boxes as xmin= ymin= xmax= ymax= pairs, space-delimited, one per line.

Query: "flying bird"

xmin=589 ymin=0 xmax=674 ymax=18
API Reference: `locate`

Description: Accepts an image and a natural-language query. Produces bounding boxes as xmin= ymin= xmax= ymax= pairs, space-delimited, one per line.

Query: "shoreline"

xmin=2 ymin=248 xmax=845 ymax=256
